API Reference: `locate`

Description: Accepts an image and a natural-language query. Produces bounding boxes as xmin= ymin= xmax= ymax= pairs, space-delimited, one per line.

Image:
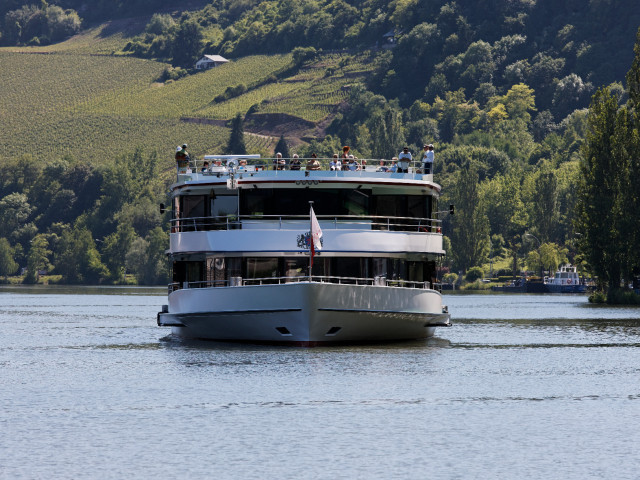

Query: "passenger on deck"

xmin=201 ymin=161 xmax=209 ymax=172
xmin=274 ymin=152 xmax=286 ymax=170
xmin=376 ymin=160 xmax=388 ymax=172
xmin=341 ymin=147 xmax=351 ymax=171
xmin=389 ymin=158 xmax=398 ymax=172
xmin=238 ymin=159 xmax=247 ymax=171
xmin=306 ymin=153 xmax=321 ymax=171
xmin=290 ymin=154 xmax=301 ymax=170
xmin=175 ymin=145 xmax=189 ymax=171
xmin=422 ymin=144 xmax=434 ymax=174
xmin=348 ymin=155 xmax=359 ymax=171
xmin=397 ymin=147 xmax=411 ymax=173
xmin=330 ymin=154 xmax=340 ymax=171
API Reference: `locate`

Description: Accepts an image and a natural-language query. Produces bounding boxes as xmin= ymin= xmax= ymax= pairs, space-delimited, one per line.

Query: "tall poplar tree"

xmin=274 ymin=135 xmax=290 ymax=159
xmin=450 ymin=161 xmax=490 ymax=272
xmin=575 ymin=87 xmax=623 ymax=293
xmin=226 ymin=113 xmax=247 ymax=155
xmin=576 ymin=27 xmax=640 ymax=298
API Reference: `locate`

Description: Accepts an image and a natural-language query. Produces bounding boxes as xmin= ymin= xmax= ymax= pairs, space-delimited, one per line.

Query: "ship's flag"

xmin=310 ymin=206 xmax=323 ymax=267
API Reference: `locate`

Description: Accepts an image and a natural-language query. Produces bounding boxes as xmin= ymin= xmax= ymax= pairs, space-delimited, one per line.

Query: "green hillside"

xmin=0 ymin=44 xmax=368 ymax=164
xmin=1 ymin=0 xmax=640 ymax=288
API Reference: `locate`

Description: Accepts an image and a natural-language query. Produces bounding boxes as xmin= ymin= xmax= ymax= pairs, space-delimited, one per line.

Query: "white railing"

xmin=170 ymin=214 xmax=441 ymax=233
xmin=169 ymin=276 xmax=436 ymax=293
xmin=178 ymin=156 xmax=432 ymax=180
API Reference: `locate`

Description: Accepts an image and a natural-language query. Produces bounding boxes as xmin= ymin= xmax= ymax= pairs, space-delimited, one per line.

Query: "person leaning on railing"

xmin=306 ymin=153 xmax=321 ymax=170
xmin=330 ymin=154 xmax=340 ymax=170
xmin=290 ymin=154 xmax=301 ymax=170
xmin=397 ymin=147 xmax=411 ymax=173
xmin=274 ymin=152 xmax=286 ymax=170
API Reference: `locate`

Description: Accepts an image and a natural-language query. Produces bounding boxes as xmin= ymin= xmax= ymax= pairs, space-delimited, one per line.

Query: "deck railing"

xmin=177 ymin=156 xmax=433 ymax=180
xmin=169 ymin=276 xmax=440 ymax=293
xmin=170 ymin=214 xmax=442 ymax=233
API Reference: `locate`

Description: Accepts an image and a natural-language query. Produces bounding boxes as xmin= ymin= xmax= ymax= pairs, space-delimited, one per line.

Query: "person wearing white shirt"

xmin=422 ymin=144 xmax=434 ymax=174
xmin=397 ymin=147 xmax=412 ymax=173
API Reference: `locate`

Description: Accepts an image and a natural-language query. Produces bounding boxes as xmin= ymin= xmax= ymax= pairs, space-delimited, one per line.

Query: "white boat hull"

xmin=158 ymin=282 xmax=450 ymax=345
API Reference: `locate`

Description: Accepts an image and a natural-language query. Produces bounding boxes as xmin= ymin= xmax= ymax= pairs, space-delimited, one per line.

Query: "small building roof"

xmin=383 ymin=29 xmax=403 ymax=37
xmin=200 ymin=55 xmax=229 ymax=63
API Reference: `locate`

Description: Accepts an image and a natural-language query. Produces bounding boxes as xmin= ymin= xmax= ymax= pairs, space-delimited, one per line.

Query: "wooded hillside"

xmin=1 ymin=0 xmax=639 ymax=285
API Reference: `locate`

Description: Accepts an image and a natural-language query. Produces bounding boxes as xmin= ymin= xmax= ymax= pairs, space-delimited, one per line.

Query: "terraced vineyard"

xmin=0 ymin=29 xmax=371 ymax=165
xmin=82 ymin=54 xmax=292 ymax=118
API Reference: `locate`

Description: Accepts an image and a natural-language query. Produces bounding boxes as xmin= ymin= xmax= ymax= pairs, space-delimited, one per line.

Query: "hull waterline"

xmin=158 ymin=282 xmax=450 ymax=345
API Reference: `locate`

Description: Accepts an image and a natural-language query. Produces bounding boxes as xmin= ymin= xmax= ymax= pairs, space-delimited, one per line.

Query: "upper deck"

xmin=172 ymin=155 xmax=442 ymax=195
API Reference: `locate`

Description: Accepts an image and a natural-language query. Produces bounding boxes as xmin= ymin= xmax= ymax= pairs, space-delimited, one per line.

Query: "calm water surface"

xmin=1 ymin=286 xmax=640 ymax=479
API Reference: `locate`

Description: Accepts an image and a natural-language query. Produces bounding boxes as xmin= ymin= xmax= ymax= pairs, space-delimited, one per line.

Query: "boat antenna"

xmin=309 ymin=201 xmax=314 ymax=280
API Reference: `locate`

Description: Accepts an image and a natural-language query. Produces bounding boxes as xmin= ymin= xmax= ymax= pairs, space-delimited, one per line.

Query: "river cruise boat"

xmin=157 ymin=154 xmax=451 ymax=345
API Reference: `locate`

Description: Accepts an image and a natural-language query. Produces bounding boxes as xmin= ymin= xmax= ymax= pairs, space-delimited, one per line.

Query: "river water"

xmin=1 ymin=286 xmax=639 ymax=479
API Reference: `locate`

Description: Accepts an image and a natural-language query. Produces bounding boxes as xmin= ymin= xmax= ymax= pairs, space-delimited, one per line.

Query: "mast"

xmin=309 ymin=200 xmax=314 ymax=279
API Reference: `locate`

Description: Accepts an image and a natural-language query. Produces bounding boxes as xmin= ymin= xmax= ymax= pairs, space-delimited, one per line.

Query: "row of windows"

xmin=173 ymin=256 xmax=438 ymax=287
xmin=175 ymin=188 xmax=435 ymax=220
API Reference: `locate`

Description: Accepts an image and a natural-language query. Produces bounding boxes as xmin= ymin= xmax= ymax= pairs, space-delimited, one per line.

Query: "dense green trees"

xmin=114 ymin=0 xmax=638 ymax=122
xmin=3 ymin=2 xmax=640 ymax=290
xmin=575 ymin=29 xmax=640 ymax=300
xmin=0 ymin=238 xmax=18 ymax=281
xmin=1 ymin=2 xmax=81 ymax=46
xmin=0 ymin=150 xmax=171 ymax=285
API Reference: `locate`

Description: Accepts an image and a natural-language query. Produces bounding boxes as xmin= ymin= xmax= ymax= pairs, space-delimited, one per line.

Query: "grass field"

xmin=0 ymin=26 xmax=373 ymax=166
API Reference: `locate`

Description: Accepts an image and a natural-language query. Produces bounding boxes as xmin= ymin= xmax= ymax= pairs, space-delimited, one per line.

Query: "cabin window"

xmin=388 ymin=259 xmax=407 ymax=281
xmin=206 ymin=257 xmax=227 ymax=285
xmin=373 ymin=258 xmax=387 ymax=278
xmin=172 ymin=260 xmax=205 ymax=287
xmin=334 ymin=257 xmax=369 ymax=282
xmin=374 ymin=195 xmax=407 ymax=218
xmin=180 ymin=195 xmax=207 ymax=219
xmin=246 ymin=258 xmax=278 ymax=279
xmin=211 ymin=193 xmax=237 ymax=218
xmin=173 ymin=256 xmax=437 ymax=287
xmin=407 ymin=261 xmax=424 ymax=282
xmin=239 ymin=189 xmax=371 ymax=217
xmin=284 ymin=258 xmax=307 ymax=281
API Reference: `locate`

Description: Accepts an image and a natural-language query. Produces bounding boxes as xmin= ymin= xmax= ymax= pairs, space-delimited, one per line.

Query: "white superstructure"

xmin=157 ymin=155 xmax=451 ymax=345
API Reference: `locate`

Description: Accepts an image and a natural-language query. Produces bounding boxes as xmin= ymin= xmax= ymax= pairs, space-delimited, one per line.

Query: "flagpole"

xmin=309 ymin=201 xmax=313 ymax=281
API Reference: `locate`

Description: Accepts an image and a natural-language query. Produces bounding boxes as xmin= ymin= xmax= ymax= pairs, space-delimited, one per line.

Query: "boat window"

xmin=408 ymin=196 xmax=429 ymax=218
xmin=388 ymin=259 xmax=407 ymax=281
xmin=172 ymin=260 xmax=204 ymax=287
xmin=373 ymin=258 xmax=387 ymax=278
xmin=174 ymin=256 xmax=436 ymax=286
xmin=211 ymin=193 xmax=237 ymax=218
xmin=334 ymin=258 xmax=369 ymax=281
xmin=408 ymin=261 xmax=424 ymax=282
xmin=180 ymin=195 xmax=207 ymax=219
xmin=206 ymin=257 xmax=227 ymax=285
xmin=246 ymin=258 xmax=278 ymax=279
xmin=227 ymin=258 xmax=242 ymax=278
xmin=239 ymin=189 xmax=371 ymax=217
xmin=284 ymin=258 xmax=307 ymax=281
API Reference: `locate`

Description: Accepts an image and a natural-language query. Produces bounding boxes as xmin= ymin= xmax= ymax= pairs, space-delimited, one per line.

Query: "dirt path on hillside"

xmin=180 ymin=112 xmax=330 ymax=147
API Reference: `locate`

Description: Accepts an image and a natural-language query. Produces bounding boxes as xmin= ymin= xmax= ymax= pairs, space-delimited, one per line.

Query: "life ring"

xmin=567 ymin=278 xmax=572 ymax=284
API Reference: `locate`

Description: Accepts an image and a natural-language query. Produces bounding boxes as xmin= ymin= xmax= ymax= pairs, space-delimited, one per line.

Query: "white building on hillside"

xmin=195 ymin=55 xmax=230 ymax=70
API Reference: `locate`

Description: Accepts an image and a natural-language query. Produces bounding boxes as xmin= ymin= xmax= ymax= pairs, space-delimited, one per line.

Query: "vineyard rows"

xmin=0 ymin=43 xmax=370 ymax=166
